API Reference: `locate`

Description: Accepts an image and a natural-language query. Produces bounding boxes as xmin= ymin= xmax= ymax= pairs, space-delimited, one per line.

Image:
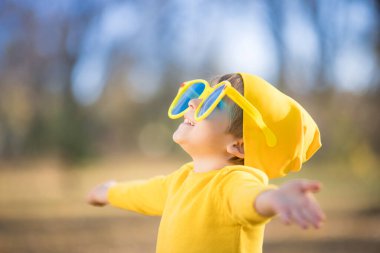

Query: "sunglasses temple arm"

xmin=225 ymin=87 xmax=277 ymax=147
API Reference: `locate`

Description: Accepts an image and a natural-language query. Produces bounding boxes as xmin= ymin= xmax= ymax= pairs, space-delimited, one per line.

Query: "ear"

xmin=226 ymin=138 xmax=244 ymax=159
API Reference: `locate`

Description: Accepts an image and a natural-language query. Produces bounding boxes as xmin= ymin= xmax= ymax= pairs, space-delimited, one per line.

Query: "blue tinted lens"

xmin=172 ymin=82 xmax=205 ymax=115
xmin=198 ymin=85 xmax=225 ymax=117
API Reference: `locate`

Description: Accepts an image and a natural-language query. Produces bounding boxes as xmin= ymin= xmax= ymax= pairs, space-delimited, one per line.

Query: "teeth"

xmin=184 ymin=118 xmax=195 ymax=126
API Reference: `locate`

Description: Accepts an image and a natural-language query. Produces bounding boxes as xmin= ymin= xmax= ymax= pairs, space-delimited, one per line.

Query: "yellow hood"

xmin=240 ymin=73 xmax=321 ymax=179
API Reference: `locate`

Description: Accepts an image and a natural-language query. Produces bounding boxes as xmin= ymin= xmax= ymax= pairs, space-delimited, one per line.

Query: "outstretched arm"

xmin=254 ymin=179 xmax=326 ymax=229
xmin=86 ymin=175 xmax=170 ymax=216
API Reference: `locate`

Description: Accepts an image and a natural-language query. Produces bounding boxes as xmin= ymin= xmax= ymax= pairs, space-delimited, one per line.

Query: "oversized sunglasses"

xmin=168 ymin=79 xmax=277 ymax=147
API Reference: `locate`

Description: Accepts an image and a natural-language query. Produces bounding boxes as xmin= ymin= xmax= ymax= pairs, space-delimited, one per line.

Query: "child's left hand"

xmin=255 ymin=179 xmax=326 ymax=229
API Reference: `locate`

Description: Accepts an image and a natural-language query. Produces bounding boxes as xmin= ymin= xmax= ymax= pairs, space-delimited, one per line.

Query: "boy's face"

xmin=172 ymin=98 xmax=236 ymax=157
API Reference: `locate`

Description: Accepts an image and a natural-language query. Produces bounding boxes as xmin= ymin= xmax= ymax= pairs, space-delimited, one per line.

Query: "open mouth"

xmin=184 ymin=118 xmax=195 ymax=126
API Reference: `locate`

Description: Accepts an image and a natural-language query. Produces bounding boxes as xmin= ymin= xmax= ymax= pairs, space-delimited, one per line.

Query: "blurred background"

xmin=0 ymin=0 xmax=379 ymax=252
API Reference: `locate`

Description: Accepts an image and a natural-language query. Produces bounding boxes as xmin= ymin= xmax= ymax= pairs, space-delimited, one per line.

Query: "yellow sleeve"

xmin=221 ymin=169 xmax=278 ymax=225
xmin=107 ymin=175 xmax=169 ymax=216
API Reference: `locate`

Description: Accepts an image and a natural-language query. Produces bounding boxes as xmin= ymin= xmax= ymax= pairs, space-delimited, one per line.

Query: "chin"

xmin=172 ymin=133 xmax=180 ymax=144
xmin=172 ymin=130 xmax=184 ymax=144
xmin=172 ymin=132 xmax=193 ymax=154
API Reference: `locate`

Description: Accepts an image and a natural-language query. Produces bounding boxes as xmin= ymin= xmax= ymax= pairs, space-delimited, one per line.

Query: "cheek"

xmin=195 ymin=121 xmax=228 ymax=141
xmin=203 ymin=114 xmax=230 ymax=134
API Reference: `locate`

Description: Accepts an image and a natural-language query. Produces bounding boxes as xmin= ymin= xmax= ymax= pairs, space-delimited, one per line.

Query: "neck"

xmin=192 ymin=155 xmax=233 ymax=173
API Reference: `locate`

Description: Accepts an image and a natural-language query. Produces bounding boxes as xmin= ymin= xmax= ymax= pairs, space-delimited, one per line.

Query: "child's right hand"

xmin=255 ymin=179 xmax=326 ymax=229
xmin=86 ymin=180 xmax=117 ymax=207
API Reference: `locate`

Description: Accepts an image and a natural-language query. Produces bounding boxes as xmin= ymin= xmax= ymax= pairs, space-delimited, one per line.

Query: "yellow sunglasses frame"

xmin=168 ymin=79 xmax=277 ymax=147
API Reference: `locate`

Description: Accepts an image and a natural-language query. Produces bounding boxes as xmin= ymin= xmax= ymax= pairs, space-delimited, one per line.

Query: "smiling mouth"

xmin=184 ymin=118 xmax=195 ymax=126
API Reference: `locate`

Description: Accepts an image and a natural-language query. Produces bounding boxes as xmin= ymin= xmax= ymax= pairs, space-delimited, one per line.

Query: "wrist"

xmin=105 ymin=180 xmax=117 ymax=189
xmin=254 ymin=189 xmax=277 ymax=217
xmin=87 ymin=180 xmax=117 ymax=207
xmin=103 ymin=181 xmax=117 ymax=204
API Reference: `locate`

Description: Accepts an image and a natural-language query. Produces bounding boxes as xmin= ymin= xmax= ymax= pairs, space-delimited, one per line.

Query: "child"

xmin=87 ymin=73 xmax=325 ymax=253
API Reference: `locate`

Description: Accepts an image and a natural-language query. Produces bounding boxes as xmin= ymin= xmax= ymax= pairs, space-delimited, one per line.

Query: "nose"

xmin=188 ymin=98 xmax=202 ymax=110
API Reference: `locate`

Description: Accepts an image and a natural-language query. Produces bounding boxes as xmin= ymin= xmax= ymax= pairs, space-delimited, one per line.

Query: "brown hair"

xmin=210 ymin=73 xmax=244 ymax=165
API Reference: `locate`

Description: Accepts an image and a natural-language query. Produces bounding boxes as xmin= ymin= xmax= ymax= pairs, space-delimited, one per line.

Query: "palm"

xmin=273 ymin=180 xmax=325 ymax=229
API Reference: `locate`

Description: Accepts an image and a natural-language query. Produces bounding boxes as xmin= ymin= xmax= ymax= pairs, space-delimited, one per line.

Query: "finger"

xmin=291 ymin=210 xmax=309 ymax=229
xmin=301 ymin=181 xmax=321 ymax=193
xmin=301 ymin=206 xmax=315 ymax=224
xmin=304 ymin=197 xmax=326 ymax=228
xmin=278 ymin=209 xmax=292 ymax=225
xmin=311 ymin=204 xmax=326 ymax=227
xmin=301 ymin=207 xmax=322 ymax=229
xmin=308 ymin=194 xmax=326 ymax=220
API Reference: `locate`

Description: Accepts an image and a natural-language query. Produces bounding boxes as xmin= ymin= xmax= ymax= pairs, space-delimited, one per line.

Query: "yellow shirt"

xmin=108 ymin=162 xmax=277 ymax=253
